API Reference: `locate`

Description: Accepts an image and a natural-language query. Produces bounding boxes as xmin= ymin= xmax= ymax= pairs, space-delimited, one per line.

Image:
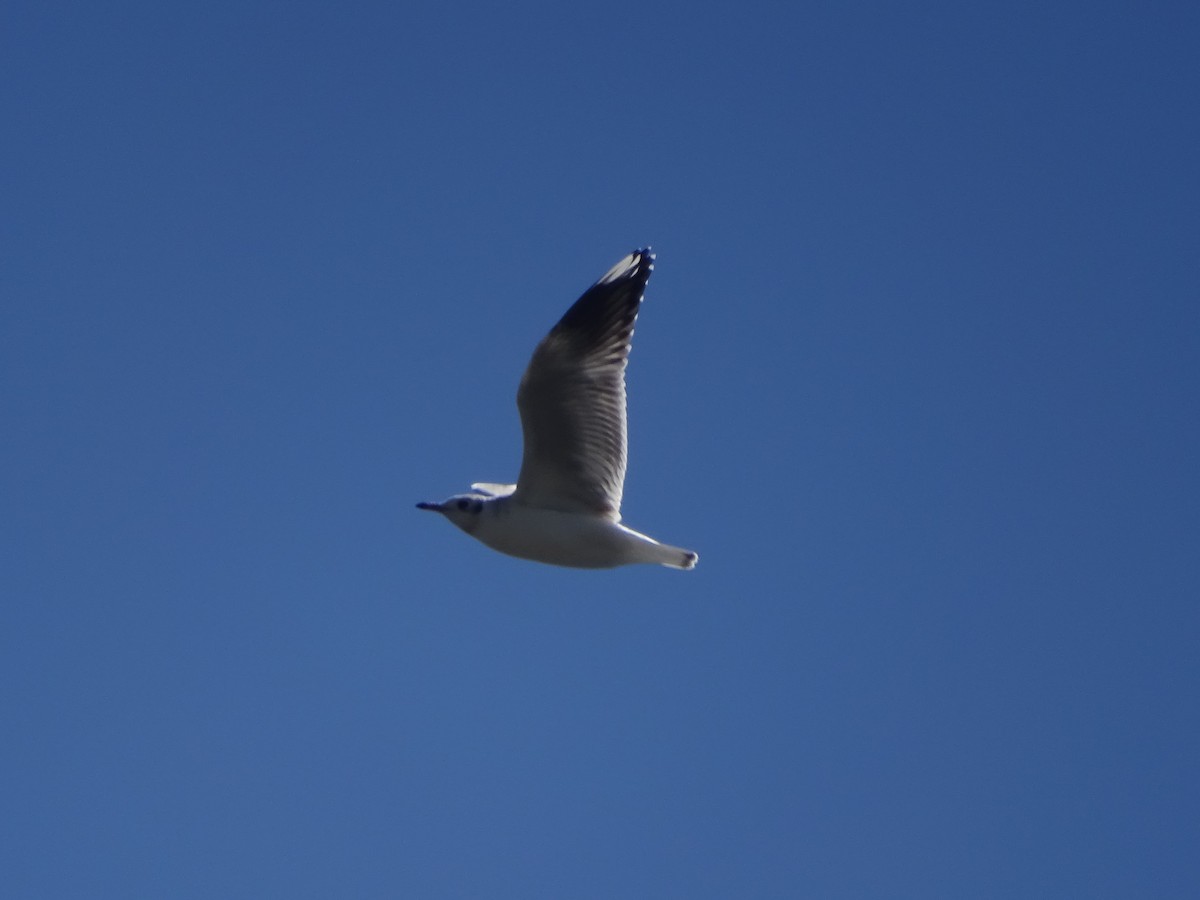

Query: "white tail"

xmin=654 ymin=542 xmax=699 ymax=570
xmin=662 ymin=549 xmax=700 ymax=571
xmin=615 ymin=524 xmax=699 ymax=570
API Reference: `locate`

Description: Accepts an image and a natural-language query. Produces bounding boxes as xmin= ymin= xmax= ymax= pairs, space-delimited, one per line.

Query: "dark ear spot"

xmin=472 ymin=500 xmax=483 ymax=514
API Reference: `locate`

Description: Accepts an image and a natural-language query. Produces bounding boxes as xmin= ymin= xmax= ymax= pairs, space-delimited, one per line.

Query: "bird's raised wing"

xmin=471 ymin=482 xmax=516 ymax=498
xmin=512 ymin=249 xmax=653 ymax=517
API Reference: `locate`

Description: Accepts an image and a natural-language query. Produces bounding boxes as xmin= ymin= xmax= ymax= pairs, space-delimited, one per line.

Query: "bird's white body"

xmin=417 ymin=248 xmax=698 ymax=571
xmin=458 ymin=496 xmax=697 ymax=570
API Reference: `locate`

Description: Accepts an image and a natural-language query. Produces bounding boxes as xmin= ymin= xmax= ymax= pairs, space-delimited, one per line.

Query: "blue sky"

xmin=3 ymin=1 xmax=1198 ymax=896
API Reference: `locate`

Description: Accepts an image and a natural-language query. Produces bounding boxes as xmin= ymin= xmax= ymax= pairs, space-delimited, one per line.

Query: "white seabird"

xmin=417 ymin=248 xmax=698 ymax=570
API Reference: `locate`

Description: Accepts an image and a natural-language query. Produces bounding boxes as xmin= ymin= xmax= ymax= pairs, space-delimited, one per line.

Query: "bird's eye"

xmin=456 ymin=499 xmax=470 ymax=511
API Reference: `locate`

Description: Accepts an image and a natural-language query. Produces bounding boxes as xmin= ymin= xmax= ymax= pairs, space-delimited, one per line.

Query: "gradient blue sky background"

xmin=3 ymin=1 xmax=1198 ymax=897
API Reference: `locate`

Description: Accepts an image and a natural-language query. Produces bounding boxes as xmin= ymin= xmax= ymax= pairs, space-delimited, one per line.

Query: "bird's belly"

xmin=474 ymin=505 xmax=636 ymax=569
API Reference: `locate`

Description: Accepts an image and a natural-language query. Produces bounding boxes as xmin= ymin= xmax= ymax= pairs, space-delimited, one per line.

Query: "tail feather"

xmin=617 ymin=523 xmax=699 ymax=570
xmin=658 ymin=544 xmax=699 ymax=570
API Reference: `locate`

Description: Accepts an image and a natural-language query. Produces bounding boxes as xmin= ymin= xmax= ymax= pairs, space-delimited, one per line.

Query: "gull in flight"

xmin=417 ymin=248 xmax=698 ymax=570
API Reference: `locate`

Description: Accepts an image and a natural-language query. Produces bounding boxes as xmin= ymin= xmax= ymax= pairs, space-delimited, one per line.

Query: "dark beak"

xmin=416 ymin=502 xmax=443 ymax=512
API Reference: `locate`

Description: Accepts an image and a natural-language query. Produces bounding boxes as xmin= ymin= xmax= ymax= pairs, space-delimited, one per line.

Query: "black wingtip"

xmin=536 ymin=248 xmax=658 ymax=363
xmin=594 ymin=247 xmax=655 ymax=288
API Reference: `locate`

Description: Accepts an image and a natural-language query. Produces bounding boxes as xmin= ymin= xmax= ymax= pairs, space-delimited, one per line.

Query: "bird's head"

xmin=416 ymin=494 xmax=486 ymax=534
